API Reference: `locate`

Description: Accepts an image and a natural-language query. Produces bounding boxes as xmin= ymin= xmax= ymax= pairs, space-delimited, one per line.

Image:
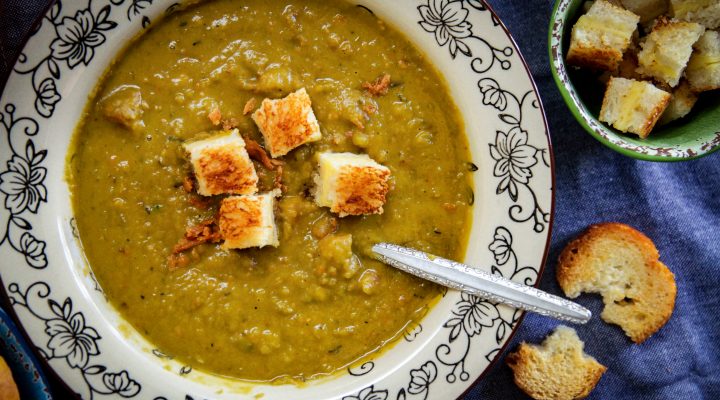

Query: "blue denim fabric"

xmin=465 ymin=1 xmax=720 ymax=399
xmin=1 ymin=1 xmax=718 ymax=399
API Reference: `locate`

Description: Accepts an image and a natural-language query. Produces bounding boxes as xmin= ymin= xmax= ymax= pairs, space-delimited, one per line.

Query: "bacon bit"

xmin=188 ymin=195 xmax=213 ymax=209
xmin=182 ymin=176 xmax=194 ymax=193
xmin=208 ymin=107 xmax=222 ymax=126
xmin=273 ymin=164 xmax=285 ymax=192
xmin=244 ymin=137 xmax=274 ymax=170
xmin=362 ymin=103 xmax=378 ymax=115
xmin=362 ymin=74 xmax=391 ymax=96
xmin=167 ymin=253 xmax=189 ymax=271
xmin=169 ymin=219 xmax=222 ymax=271
xmin=243 ymin=98 xmax=258 ymax=115
xmin=221 ymin=118 xmax=239 ymax=131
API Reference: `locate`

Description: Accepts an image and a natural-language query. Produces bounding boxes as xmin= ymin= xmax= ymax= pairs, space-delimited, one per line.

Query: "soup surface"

xmin=69 ymin=0 xmax=473 ymax=381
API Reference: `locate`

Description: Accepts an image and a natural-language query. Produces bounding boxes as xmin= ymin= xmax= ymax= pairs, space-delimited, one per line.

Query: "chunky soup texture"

xmin=69 ymin=0 xmax=473 ymax=381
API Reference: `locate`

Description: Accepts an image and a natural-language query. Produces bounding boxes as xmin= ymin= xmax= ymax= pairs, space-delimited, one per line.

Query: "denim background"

xmin=1 ymin=1 xmax=719 ymax=399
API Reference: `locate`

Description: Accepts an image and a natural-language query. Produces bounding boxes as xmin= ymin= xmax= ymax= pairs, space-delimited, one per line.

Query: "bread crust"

xmin=506 ymin=327 xmax=606 ymax=400
xmin=568 ymin=44 xmax=624 ymax=71
xmin=557 ymin=223 xmax=677 ymax=343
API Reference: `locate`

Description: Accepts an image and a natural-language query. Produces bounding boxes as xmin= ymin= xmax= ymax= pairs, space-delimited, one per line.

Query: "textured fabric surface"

xmin=1 ymin=1 xmax=719 ymax=399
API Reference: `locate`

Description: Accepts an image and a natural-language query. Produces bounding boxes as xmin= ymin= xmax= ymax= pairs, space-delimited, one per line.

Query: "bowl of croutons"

xmin=550 ymin=0 xmax=720 ymax=160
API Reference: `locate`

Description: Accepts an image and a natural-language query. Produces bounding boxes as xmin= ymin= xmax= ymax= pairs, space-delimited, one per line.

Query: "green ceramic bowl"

xmin=548 ymin=0 xmax=720 ymax=161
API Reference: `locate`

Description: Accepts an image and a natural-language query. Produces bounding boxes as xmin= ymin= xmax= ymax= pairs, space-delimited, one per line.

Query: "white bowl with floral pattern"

xmin=0 ymin=0 xmax=553 ymax=399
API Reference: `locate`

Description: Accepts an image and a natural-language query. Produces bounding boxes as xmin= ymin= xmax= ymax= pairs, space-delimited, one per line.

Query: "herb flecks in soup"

xmin=69 ymin=0 xmax=472 ymax=381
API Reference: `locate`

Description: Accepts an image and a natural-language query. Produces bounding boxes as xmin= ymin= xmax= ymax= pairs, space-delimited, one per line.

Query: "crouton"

xmin=620 ymin=0 xmax=668 ymax=24
xmin=219 ymin=194 xmax=279 ymax=249
xmin=658 ymin=79 xmax=698 ymax=125
xmin=670 ymin=0 xmax=720 ymax=29
xmin=557 ymin=223 xmax=677 ymax=343
xmin=567 ymin=0 xmax=640 ymax=71
xmin=101 ymin=85 xmax=147 ymax=131
xmin=507 ymin=326 xmax=606 ymax=400
xmin=636 ymin=18 xmax=705 ymax=87
xmin=183 ymin=129 xmax=259 ymax=196
xmin=685 ymin=30 xmax=720 ymax=91
xmin=599 ymin=77 xmax=671 ymax=138
xmin=314 ymin=152 xmax=391 ymax=217
xmin=251 ymin=88 xmax=322 ymax=157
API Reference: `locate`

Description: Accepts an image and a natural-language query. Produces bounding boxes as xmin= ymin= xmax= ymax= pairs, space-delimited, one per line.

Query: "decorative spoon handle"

xmin=372 ymin=243 xmax=591 ymax=324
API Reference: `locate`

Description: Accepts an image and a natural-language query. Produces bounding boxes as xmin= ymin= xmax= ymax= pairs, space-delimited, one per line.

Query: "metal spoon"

xmin=372 ymin=243 xmax=591 ymax=324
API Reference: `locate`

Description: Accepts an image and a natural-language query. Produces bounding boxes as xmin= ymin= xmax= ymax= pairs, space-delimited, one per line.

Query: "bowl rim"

xmin=548 ymin=0 xmax=720 ymax=162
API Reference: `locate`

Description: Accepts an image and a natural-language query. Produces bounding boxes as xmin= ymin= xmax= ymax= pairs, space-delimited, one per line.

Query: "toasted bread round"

xmin=557 ymin=223 xmax=676 ymax=343
xmin=0 ymin=356 xmax=19 ymax=400
xmin=507 ymin=326 xmax=606 ymax=400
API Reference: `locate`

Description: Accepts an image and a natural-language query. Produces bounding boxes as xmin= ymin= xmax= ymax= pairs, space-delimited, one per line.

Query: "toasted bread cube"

xmin=567 ymin=0 xmax=640 ymax=71
xmin=219 ymin=194 xmax=279 ymax=249
xmin=183 ymin=129 xmax=258 ymax=196
xmin=314 ymin=152 xmax=391 ymax=217
xmin=621 ymin=0 xmax=668 ymax=24
xmin=685 ymin=30 xmax=720 ymax=92
xmin=658 ymin=80 xmax=698 ymax=125
xmin=636 ymin=18 xmax=705 ymax=87
xmin=670 ymin=0 xmax=720 ymax=29
xmin=599 ymin=77 xmax=671 ymax=138
xmin=251 ymin=88 xmax=321 ymax=158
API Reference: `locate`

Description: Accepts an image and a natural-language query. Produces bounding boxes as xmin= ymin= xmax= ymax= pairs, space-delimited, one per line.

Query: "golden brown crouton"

xmin=567 ymin=0 xmax=640 ymax=71
xmin=219 ymin=194 xmax=279 ymax=249
xmin=314 ymin=152 xmax=391 ymax=217
xmin=557 ymin=223 xmax=677 ymax=343
xmin=251 ymin=88 xmax=322 ymax=157
xmin=183 ymin=130 xmax=259 ymax=196
xmin=599 ymin=77 xmax=670 ymax=138
xmin=685 ymin=30 xmax=720 ymax=92
xmin=636 ymin=17 xmax=705 ymax=88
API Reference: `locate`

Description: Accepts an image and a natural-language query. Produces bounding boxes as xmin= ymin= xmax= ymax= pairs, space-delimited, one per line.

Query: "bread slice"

xmin=599 ymin=77 xmax=671 ymax=138
xmin=183 ymin=129 xmax=259 ymax=196
xmin=636 ymin=18 xmax=705 ymax=87
xmin=219 ymin=193 xmax=279 ymax=249
xmin=658 ymin=79 xmax=698 ymax=125
xmin=557 ymin=223 xmax=677 ymax=343
xmin=621 ymin=0 xmax=668 ymax=24
xmin=567 ymin=0 xmax=640 ymax=71
xmin=685 ymin=30 xmax=720 ymax=92
xmin=314 ymin=152 xmax=391 ymax=217
xmin=251 ymin=88 xmax=321 ymax=158
xmin=507 ymin=326 xmax=606 ymax=400
xmin=670 ymin=0 xmax=720 ymax=29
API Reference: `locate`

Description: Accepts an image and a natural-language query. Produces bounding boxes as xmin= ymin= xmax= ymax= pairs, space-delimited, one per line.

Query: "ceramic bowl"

xmin=549 ymin=0 xmax=720 ymax=161
xmin=0 ymin=1 xmax=553 ymax=398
